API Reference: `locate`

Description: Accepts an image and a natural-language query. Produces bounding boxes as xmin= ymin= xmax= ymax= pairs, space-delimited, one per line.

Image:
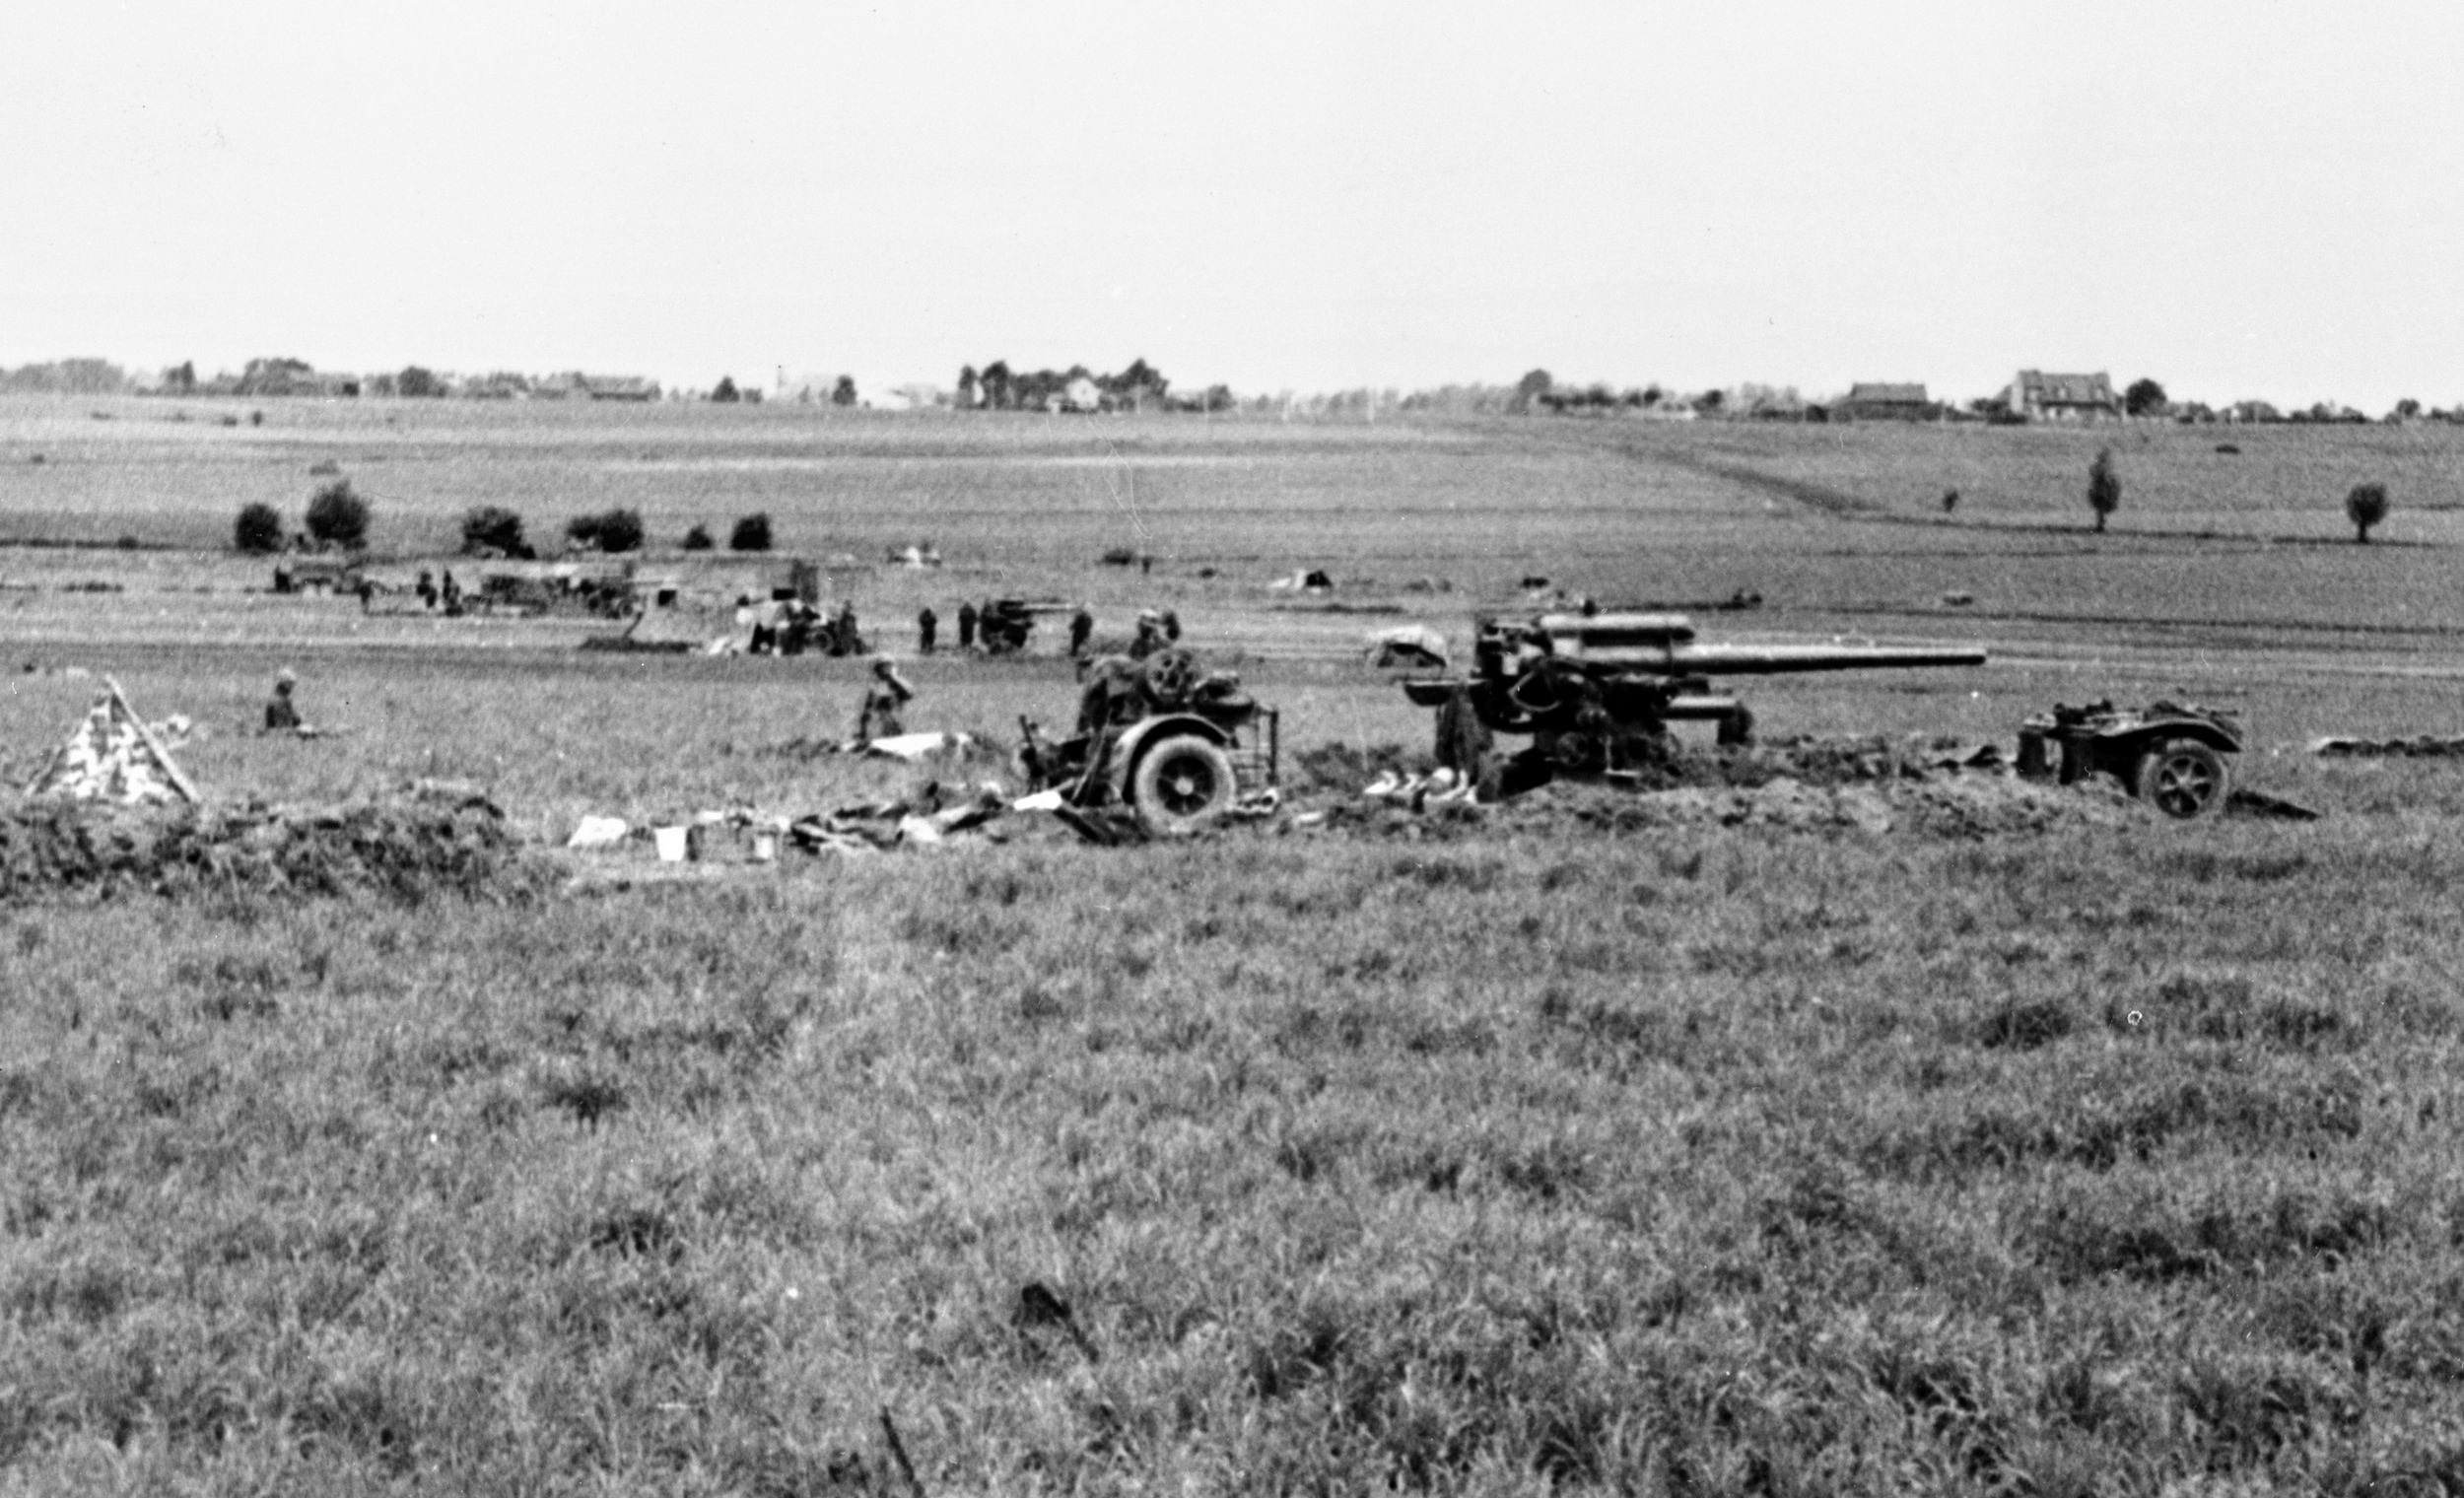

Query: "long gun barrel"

xmin=1531 ymin=613 xmax=1984 ymax=676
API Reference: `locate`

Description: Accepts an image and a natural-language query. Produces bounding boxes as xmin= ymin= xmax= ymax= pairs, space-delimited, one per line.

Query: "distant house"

xmin=1832 ymin=382 xmax=1937 ymax=422
xmin=1047 ymin=374 xmax=1102 ymax=413
xmin=2011 ymin=371 xmax=2120 ymax=421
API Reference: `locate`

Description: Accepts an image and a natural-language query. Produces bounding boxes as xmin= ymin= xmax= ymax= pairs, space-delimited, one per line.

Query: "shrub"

xmin=305 ymin=480 xmax=371 ymax=550
xmin=2345 ymin=482 xmax=2389 ymax=544
xmin=460 ymin=506 xmax=527 ymax=557
xmin=233 ymin=503 xmax=285 ymax=555
xmin=682 ymin=523 xmax=715 ymax=552
xmin=568 ymin=509 xmax=645 ymax=555
xmin=2087 ymin=448 xmax=2120 ymax=532
xmin=728 ymin=513 xmax=773 ymax=553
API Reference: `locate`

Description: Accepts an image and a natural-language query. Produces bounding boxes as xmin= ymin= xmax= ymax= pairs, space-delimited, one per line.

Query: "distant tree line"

xmin=0 ymin=359 xmax=128 ymax=394
xmin=956 ymin=358 xmax=1228 ymax=413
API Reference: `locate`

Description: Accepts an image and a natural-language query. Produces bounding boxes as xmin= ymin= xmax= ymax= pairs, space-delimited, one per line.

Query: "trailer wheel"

xmin=1717 ymin=704 xmax=1755 ymax=747
xmin=2134 ymin=739 xmax=2229 ymax=819
xmin=1131 ymin=734 xmax=1236 ymax=837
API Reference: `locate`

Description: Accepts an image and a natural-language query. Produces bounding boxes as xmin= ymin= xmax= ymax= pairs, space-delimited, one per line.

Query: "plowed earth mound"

xmin=0 ymin=797 xmax=542 ymax=904
xmin=1318 ymin=772 xmax=2148 ymax=842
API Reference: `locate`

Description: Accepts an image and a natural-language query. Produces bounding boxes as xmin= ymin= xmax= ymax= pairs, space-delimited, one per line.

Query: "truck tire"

xmin=1130 ymin=734 xmax=1236 ymax=837
xmin=2134 ymin=738 xmax=2228 ymax=819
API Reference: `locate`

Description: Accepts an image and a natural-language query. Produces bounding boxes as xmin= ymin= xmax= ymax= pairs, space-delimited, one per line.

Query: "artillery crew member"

xmin=416 ymin=570 xmax=438 ymax=610
xmin=918 ymin=605 xmax=938 ymax=655
xmin=956 ymin=599 xmax=977 ymax=651
xmin=1067 ymin=605 xmax=1094 ymax=658
xmin=856 ymin=657 xmax=914 ymax=742
xmin=1129 ymin=608 xmax=1166 ymax=660
xmin=264 ymin=670 xmax=303 ymax=732
xmin=1160 ymin=607 xmax=1182 ymax=644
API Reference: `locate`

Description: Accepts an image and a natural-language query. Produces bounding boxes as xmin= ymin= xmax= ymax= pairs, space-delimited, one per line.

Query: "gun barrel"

xmin=1668 ymin=643 xmax=1988 ymax=676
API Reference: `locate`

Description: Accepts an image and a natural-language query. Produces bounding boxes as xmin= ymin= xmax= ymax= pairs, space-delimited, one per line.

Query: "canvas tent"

xmin=25 ymin=679 xmax=198 ymax=804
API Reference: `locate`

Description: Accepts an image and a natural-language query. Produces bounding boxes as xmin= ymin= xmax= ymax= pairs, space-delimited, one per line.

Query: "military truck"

xmin=1019 ymin=647 xmax=1279 ymax=836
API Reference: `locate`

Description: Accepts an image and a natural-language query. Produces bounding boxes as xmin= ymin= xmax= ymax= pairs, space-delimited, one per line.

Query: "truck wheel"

xmin=1131 ymin=735 xmax=1236 ymax=837
xmin=2134 ymin=739 xmax=2228 ymax=819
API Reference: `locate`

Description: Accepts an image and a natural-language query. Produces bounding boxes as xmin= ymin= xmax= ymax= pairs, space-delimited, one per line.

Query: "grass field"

xmin=5 ymin=398 xmax=2464 ymax=1493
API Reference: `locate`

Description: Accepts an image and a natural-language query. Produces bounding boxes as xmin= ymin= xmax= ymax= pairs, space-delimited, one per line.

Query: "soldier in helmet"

xmin=855 ymin=657 xmax=914 ymax=742
xmin=1129 ymin=608 xmax=1166 ymax=660
xmin=264 ymin=670 xmax=304 ymax=733
xmin=956 ymin=598 xmax=977 ymax=651
xmin=918 ymin=605 xmax=938 ymax=655
xmin=1067 ymin=604 xmax=1094 ymax=659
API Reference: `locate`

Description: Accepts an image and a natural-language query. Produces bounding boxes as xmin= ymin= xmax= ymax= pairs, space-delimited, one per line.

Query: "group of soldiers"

xmin=911 ymin=601 xmax=1182 ymax=659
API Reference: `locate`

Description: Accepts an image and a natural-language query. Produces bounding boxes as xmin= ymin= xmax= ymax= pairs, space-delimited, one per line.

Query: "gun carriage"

xmin=1020 ymin=647 xmax=1279 ymax=836
xmin=1402 ymin=611 xmax=1987 ymax=783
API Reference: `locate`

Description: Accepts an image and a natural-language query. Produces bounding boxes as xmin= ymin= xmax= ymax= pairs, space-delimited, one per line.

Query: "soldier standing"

xmin=956 ymin=599 xmax=977 ymax=651
xmin=836 ymin=601 xmax=861 ymax=656
xmin=1129 ymin=608 xmax=1166 ymax=660
xmin=1067 ymin=604 xmax=1094 ymax=658
xmin=918 ymin=605 xmax=938 ymax=655
xmin=416 ymin=570 xmax=438 ymax=610
xmin=1160 ymin=607 xmax=1182 ymax=644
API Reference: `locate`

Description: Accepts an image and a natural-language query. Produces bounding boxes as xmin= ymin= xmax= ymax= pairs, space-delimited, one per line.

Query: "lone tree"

xmin=2124 ymin=377 xmax=2168 ymax=418
xmin=711 ymin=375 xmax=740 ymax=404
xmin=234 ymin=503 xmax=284 ymax=554
xmin=681 ymin=523 xmax=714 ymax=551
xmin=729 ymin=512 xmax=774 ymax=552
xmin=396 ymin=365 xmax=441 ymax=398
xmin=831 ymin=375 xmax=856 ymax=407
xmin=2087 ymin=447 xmax=2121 ymax=532
xmin=305 ymin=480 xmax=371 ymax=550
xmin=460 ymin=505 xmax=527 ymax=557
xmin=2346 ymin=482 xmax=2390 ymax=543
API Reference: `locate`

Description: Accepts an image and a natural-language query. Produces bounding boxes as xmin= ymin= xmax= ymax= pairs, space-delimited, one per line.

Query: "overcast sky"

xmin=5 ymin=1 xmax=2460 ymax=407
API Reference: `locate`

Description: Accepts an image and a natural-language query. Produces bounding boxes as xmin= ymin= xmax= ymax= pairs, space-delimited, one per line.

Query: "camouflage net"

xmin=0 ymin=795 xmax=543 ymax=905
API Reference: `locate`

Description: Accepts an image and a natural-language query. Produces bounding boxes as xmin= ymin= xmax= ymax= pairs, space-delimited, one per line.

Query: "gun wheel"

xmin=2134 ymin=739 xmax=2228 ymax=819
xmin=1131 ymin=734 xmax=1235 ymax=837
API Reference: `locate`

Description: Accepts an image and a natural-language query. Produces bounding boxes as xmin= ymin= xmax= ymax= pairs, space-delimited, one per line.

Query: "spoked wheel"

xmin=2134 ymin=739 xmax=2229 ymax=819
xmin=1141 ymin=647 xmax=1200 ymax=707
xmin=1130 ymin=734 xmax=1236 ymax=837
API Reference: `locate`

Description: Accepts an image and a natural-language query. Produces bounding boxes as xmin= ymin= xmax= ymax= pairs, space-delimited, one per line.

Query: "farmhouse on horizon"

xmin=2011 ymin=370 xmax=2120 ymax=421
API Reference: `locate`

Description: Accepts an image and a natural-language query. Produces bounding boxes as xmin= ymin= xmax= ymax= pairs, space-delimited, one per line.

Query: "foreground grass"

xmin=4 ymin=806 xmax=2462 ymax=1495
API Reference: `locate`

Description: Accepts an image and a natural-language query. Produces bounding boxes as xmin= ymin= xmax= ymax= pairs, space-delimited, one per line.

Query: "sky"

xmin=5 ymin=1 xmax=2462 ymax=409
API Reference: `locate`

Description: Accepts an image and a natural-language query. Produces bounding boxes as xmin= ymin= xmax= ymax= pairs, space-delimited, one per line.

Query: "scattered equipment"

xmin=2018 ymin=701 xmax=2241 ymax=820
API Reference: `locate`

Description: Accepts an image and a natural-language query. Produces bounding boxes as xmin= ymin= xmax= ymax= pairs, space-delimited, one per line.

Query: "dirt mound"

xmin=1470 ymin=773 xmax=2147 ymax=840
xmin=0 ymin=795 xmax=541 ymax=904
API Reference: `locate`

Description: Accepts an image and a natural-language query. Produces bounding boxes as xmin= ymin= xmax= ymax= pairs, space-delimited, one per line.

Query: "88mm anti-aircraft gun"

xmin=1401 ymin=611 xmax=1986 ymax=784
